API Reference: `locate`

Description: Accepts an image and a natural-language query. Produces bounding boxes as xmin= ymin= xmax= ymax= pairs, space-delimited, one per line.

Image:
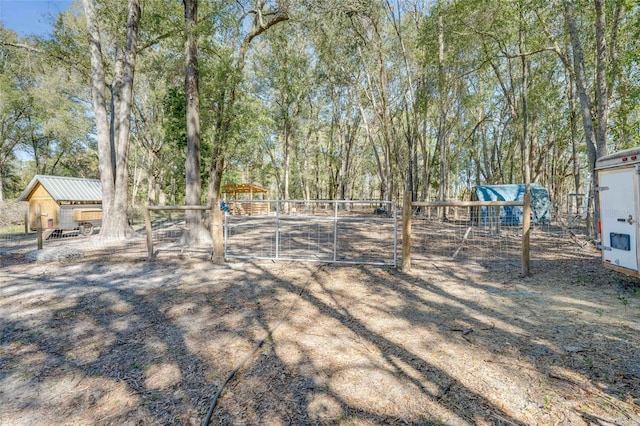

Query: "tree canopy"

xmin=0 ymin=0 xmax=638 ymax=232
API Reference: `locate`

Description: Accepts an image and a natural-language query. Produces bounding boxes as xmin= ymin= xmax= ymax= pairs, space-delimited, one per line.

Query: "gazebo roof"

xmin=221 ymin=183 xmax=268 ymax=194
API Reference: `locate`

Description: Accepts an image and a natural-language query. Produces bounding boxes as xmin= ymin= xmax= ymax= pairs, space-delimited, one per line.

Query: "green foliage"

xmin=161 ymin=86 xmax=188 ymax=202
xmin=2 ymin=0 xmax=639 ymax=208
xmin=163 ymin=87 xmax=188 ymax=151
xmin=0 ymin=13 xmax=98 ymax=202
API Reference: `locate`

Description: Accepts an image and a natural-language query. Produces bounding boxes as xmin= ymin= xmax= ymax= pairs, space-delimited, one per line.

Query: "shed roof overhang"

xmin=17 ymin=175 xmax=102 ymax=202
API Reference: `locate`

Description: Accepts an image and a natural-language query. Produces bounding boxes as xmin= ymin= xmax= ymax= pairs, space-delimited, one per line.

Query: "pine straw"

xmin=0 ymin=235 xmax=639 ymax=425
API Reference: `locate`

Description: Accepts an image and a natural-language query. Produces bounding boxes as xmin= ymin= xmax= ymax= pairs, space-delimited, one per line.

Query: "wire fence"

xmin=0 ymin=203 xmax=146 ymax=254
xmin=224 ymin=200 xmax=397 ymax=266
xmin=145 ymin=206 xmax=220 ymax=260
xmin=408 ymin=202 xmax=589 ymax=273
xmin=0 ymin=201 xmax=32 ymax=253
xmin=2 ymin=197 xmax=589 ymax=273
xmin=411 ymin=204 xmax=524 ymax=267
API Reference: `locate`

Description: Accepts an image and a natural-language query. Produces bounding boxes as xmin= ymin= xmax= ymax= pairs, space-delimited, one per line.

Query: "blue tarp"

xmin=472 ymin=184 xmax=551 ymax=225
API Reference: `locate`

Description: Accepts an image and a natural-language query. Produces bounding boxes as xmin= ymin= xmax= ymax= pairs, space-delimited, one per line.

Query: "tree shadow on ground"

xmin=212 ymin=262 xmax=532 ymax=425
xmin=1 ymin=243 xmax=638 ymax=425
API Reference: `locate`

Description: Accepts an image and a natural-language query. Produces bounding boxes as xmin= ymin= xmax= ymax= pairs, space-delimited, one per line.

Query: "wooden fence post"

xmin=144 ymin=206 xmax=153 ymax=260
xmin=35 ymin=203 xmax=43 ymax=250
xmin=522 ymin=191 xmax=531 ymax=276
xmin=211 ymin=198 xmax=225 ymax=264
xmin=402 ymin=193 xmax=412 ymax=272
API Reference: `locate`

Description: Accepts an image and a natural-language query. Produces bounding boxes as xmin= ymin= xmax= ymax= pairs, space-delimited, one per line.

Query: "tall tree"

xmin=182 ymin=0 xmax=211 ymax=244
xmin=563 ymin=0 xmax=626 ymax=235
xmin=82 ymin=0 xmax=141 ymax=239
xmin=205 ymin=0 xmax=290 ymax=252
xmin=0 ymin=28 xmax=29 ymax=201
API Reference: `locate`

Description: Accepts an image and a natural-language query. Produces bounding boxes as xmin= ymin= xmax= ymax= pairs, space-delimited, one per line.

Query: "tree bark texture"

xmin=183 ymin=0 xmax=211 ymax=245
xmin=113 ymin=0 xmax=141 ymax=239
xmin=82 ymin=0 xmax=141 ymax=239
xmin=82 ymin=0 xmax=115 ymax=235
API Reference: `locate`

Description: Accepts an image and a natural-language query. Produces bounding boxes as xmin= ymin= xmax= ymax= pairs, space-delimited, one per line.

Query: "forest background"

xmin=0 ymin=0 xmax=639 ymax=239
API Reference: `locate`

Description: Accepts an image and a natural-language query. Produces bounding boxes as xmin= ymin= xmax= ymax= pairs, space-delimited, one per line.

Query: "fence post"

xmin=522 ymin=191 xmax=531 ymax=276
xmin=393 ymin=201 xmax=398 ymax=267
xmin=35 ymin=203 xmax=43 ymax=250
xmin=144 ymin=205 xmax=153 ymax=260
xmin=333 ymin=201 xmax=339 ymax=262
xmin=223 ymin=207 xmax=228 ymax=260
xmin=402 ymin=194 xmax=412 ymax=272
xmin=211 ymin=198 xmax=225 ymax=264
xmin=275 ymin=200 xmax=280 ymax=259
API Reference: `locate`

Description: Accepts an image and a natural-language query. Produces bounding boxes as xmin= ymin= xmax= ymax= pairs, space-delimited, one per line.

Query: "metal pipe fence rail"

xmin=224 ymin=200 xmax=397 ymax=266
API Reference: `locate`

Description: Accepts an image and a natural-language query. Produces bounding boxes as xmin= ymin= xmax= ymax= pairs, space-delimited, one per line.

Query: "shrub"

xmin=0 ymin=201 xmax=28 ymax=228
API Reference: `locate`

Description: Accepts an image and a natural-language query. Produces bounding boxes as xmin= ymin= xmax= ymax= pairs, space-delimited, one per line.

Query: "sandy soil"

xmin=1 ymin=234 xmax=639 ymax=425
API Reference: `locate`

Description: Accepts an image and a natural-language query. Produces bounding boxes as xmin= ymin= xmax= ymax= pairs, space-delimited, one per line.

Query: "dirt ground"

xmin=1 ymin=234 xmax=639 ymax=425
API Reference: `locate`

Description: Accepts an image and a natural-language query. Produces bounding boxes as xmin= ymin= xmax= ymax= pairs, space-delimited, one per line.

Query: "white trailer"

xmin=595 ymin=147 xmax=640 ymax=278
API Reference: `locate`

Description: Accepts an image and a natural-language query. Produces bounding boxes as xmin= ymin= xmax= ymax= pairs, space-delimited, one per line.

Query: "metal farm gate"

xmin=224 ymin=200 xmax=397 ymax=266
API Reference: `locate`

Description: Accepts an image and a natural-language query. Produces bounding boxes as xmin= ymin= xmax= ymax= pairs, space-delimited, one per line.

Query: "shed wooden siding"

xmin=28 ymin=183 xmax=59 ymax=229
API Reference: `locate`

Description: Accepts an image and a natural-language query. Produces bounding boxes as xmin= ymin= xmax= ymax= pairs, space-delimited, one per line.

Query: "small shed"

xmin=472 ymin=183 xmax=551 ymax=225
xmin=221 ymin=183 xmax=269 ymax=215
xmin=17 ymin=175 xmax=102 ymax=235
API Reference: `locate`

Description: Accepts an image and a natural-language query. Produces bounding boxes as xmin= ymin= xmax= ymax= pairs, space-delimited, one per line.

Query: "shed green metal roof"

xmin=17 ymin=175 xmax=102 ymax=202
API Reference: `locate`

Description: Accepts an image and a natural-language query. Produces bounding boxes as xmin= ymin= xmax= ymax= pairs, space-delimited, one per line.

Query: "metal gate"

xmin=224 ymin=200 xmax=397 ymax=266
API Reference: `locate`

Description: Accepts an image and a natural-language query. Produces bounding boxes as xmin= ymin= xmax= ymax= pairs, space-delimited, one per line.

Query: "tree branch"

xmin=0 ymin=41 xmax=90 ymax=74
xmin=237 ymin=5 xmax=289 ymax=71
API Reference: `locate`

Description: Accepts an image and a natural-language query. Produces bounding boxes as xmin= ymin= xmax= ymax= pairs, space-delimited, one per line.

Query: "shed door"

xmin=598 ymin=167 xmax=639 ymax=271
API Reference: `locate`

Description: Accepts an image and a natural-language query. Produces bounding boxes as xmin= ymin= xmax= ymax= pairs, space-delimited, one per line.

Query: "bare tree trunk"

xmin=183 ymin=0 xmax=211 ymax=245
xmin=301 ymin=127 xmax=312 ymax=201
xmin=594 ymin=0 xmax=608 ymax=159
xmin=567 ymin=69 xmax=580 ymax=195
xmin=420 ymin=140 xmax=431 ymax=201
xmin=437 ymin=12 xmax=448 ymax=219
xmin=360 ymin=104 xmax=386 ymax=201
xmin=184 ymin=0 xmax=200 ymax=209
xmin=111 ymin=0 xmax=141 ymax=239
xmin=131 ymin=148 xmax=143 ymax=205
xmin=206 ymin=4 xmax=289 ymax=254
xmin=520 ymin=10 xmax=531 ymax=276
xmin=282 ymin=125 xmax=291 ymax=214
xmin=339 ymin=128 xmax=356 ymax=202
xmin=591 ymin=0 xmax=611 ymax=238
xmin=82 ymin=0 xmax=115 ymax=234
xmin=82 ymin=0 xmax=140 ymax=239
xmin=384 ymin=144 xmax=392 ymax=202
xmin=147 ymin=166 xmax=156 ymax=205
xmin=108 ymin=84 xmax=117 ymax=180
xmin=564 ymin=1 xmax=602 ymax=237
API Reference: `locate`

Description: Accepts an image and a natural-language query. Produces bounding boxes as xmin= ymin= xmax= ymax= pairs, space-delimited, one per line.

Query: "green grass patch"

xmin=0 ymin=224 xmax=27 ymax=236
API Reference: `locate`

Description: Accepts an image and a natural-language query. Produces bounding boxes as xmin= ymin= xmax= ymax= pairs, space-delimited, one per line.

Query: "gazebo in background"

xmin=221 ymin=183 xmax=270 ymax=215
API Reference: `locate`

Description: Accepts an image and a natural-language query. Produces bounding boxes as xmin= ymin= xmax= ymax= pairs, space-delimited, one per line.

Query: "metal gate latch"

xmin=628 ymin=215 xmax=635 ymax=225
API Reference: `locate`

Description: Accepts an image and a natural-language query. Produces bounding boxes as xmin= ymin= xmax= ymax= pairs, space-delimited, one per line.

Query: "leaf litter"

xmin=0 ymin=236 xmax=639 ymax=425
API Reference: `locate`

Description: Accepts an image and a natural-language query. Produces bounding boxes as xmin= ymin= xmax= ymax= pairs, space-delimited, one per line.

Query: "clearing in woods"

xmin=0 ymin=235 xmax=639 ymax=425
